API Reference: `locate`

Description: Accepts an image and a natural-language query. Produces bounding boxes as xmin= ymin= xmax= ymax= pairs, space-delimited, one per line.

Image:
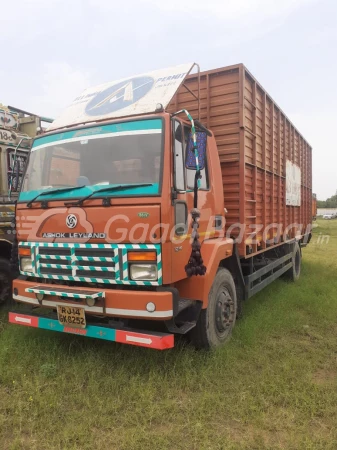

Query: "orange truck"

xmin=9 ymin=63 xmax=312 ymax=350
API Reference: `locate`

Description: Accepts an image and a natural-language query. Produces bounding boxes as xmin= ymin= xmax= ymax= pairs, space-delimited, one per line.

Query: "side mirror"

xmin=185 ymin=131 xmax=207 ymax=170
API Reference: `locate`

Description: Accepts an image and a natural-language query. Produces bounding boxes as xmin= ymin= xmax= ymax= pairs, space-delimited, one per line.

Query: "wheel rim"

xmin=215 ymin=287 xmax=235 ymax=337
xmin=0 ymin=273 xmax=10 ymax=303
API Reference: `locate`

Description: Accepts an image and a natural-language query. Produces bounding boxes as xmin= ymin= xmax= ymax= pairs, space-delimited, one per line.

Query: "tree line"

xmin=317 ymin=191 xmax=337 ymax=208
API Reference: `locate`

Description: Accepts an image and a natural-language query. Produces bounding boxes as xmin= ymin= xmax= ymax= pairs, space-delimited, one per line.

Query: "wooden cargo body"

xmin=169 ymin=64 xmax=312 ymax=258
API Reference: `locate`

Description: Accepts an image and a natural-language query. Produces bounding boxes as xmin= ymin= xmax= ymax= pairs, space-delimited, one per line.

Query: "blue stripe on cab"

xmin=32 ymin=119 xmax=162 ymax=148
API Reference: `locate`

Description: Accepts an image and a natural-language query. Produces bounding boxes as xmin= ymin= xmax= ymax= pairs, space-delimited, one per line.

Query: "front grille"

xmin=75 ymin=248 xmax=115 ymax=258
xmin=20 ymin=242 xmax=161 ymax=286
xmin=77 ymin=260 xmax=112 ymax=268
xmin=39 ymin=247 xmax=70 ymax=256
xmin=41 ymin=267 xmax=73 ymax=276
xmin=76 ymin=270 xmax=116 ymax=279
xmin=39 ymin=257 xmax=70 ymax=265
xmin=37 ymin=244 xmax=116 ymax=282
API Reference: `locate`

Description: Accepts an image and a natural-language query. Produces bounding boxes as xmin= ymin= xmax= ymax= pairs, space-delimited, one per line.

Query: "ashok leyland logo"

xmin=85 ymin=76 xmax=154 ymax=116
xmin=66 ymin=214 xmax=77 ymax=229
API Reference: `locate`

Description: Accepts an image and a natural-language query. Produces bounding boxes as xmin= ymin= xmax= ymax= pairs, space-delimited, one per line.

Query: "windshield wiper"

xmin=65 ymin=184 xmax=154 ymax=207
xmin=26 ymin=185 xmax=86 ymax=208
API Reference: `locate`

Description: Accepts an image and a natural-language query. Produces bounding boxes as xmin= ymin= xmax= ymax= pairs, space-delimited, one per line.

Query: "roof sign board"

xmin=47 ymin=63 xmax=194 ymax=131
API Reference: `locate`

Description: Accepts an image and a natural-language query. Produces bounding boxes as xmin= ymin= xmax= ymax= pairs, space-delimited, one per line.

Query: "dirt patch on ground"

xmin=313 ymin=368 xmax=337 ymax=385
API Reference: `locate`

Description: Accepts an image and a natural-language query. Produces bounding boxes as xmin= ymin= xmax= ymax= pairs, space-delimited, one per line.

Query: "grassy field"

xmin=1 ymin=219 xmax=337 ymax=450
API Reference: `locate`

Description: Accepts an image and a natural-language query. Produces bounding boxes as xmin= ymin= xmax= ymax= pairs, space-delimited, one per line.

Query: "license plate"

xmin=57 ymin=305 xmax=86 ymax=329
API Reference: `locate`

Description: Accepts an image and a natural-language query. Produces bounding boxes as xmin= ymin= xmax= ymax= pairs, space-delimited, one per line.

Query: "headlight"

xmin=20 ymin=257 xmax=33 ymax=272
xmin=130 ymin=264 xmax=158 ymax=281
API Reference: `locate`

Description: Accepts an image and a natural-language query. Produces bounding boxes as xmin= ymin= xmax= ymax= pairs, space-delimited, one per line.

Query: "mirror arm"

xmin=194 ymin=119 xmax=212 ymax=137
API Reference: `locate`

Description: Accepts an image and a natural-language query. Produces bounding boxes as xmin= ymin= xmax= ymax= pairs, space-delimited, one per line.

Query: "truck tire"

xmin=189 ymin=268 xmax=237 ymax=350
xmin=0 ymin=258 xmax=11 ymax=305
xmin=285 ymin=242 xmax=301 ymax=282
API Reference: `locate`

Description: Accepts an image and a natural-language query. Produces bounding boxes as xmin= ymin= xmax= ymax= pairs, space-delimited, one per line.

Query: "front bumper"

xmin=9 ymin=311 xmax=174 ymax=350
xmin=13 ymin=279 xmax=173 ymax=320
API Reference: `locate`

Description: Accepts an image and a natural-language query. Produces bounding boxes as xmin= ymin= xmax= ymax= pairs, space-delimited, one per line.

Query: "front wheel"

xmin=189 ymin=268 xmax=237 ymax=350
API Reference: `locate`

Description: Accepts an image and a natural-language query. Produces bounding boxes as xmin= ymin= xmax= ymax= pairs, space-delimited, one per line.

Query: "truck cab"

xmin=11 ymin=107 xmax=234 ymax=349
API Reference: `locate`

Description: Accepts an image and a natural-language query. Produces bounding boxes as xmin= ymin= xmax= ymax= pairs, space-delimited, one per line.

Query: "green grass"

xmin=1 ymin=219 xmax=337 ymax=449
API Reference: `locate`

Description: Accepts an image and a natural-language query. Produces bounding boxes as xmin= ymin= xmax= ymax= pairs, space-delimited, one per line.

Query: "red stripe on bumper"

xmin=9 ymin=312 xmax=39 ymax=327
xmin=115 ymin=330 xmax=174 ymax=350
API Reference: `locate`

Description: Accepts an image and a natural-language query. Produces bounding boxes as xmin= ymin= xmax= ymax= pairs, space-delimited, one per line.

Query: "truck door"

xmin=171 ymin=119 xmax=213 ymax=282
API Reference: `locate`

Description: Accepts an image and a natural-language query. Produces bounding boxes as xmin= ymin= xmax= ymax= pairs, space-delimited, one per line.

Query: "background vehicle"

xmin=9 ymin=63 xmax=312 ymax=350
xmin=0 ymin=105 xmax=52 ymax=303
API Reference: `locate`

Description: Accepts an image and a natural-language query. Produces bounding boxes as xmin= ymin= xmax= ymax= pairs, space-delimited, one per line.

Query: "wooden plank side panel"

xmin=256 ymin=168 xmax=264 ymax=241
xmin=273 ymin=176 xmax=279 ymax=227
xmin=270 ymin=102 xmax=275 ymax=228
xmin=265 ymin=100 xmax=272 ymax=172
xmin=280 ymin=117 xmax=285 ymax=177
xmin=222 ymin=161 xmax=240 ymax=231
xmin=169 ymin=64 xmax=312 ymax=258
xmin=280 ymin=177 xmax=285 ymax=229
xmin=168 ymin=70 xmax=241 ymax=163
xmin=266 ymin=173 xmax=272 ymax=228
xmin=256 ymin=87 xmax=264 ymax=168
xmin=273 ymin=107 xmax=279 ymax=174
xmin=244 ymin=164 xmax=256 ymax=244
xmin=244 ymin=74 xmax=254 ymax=165
xmin=299 ymin=135 xmax=303 ymax=227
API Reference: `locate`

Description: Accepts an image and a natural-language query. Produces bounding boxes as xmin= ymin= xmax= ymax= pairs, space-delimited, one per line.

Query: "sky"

xmin=1 ymin=0 xmax=336 ymax=200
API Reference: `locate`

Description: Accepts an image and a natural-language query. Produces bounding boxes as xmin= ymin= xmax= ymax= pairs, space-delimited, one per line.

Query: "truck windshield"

xmin=21 ymin=119 xmax=163 ymax=198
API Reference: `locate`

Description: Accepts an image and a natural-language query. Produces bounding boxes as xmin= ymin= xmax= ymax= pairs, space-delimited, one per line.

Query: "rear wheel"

xmin=189 ymin=268 xmax=237 ymax=349
xmin=285 ymin=242 xmax=301 ymax=282
xmin=0 ymin=258 xmax=11 ymax=305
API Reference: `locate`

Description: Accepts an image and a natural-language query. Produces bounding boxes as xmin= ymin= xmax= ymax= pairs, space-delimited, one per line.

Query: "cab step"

xmin=8 ymin=312 xmax=174 ymax=350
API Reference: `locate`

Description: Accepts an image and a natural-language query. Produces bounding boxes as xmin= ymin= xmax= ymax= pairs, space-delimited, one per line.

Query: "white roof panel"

xmin=47 ymin=63 xmax=194 ymax=131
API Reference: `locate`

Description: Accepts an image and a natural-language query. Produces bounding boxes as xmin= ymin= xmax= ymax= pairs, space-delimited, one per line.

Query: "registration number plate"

xmin=57 ymin=305 xmax=86 ymax=328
